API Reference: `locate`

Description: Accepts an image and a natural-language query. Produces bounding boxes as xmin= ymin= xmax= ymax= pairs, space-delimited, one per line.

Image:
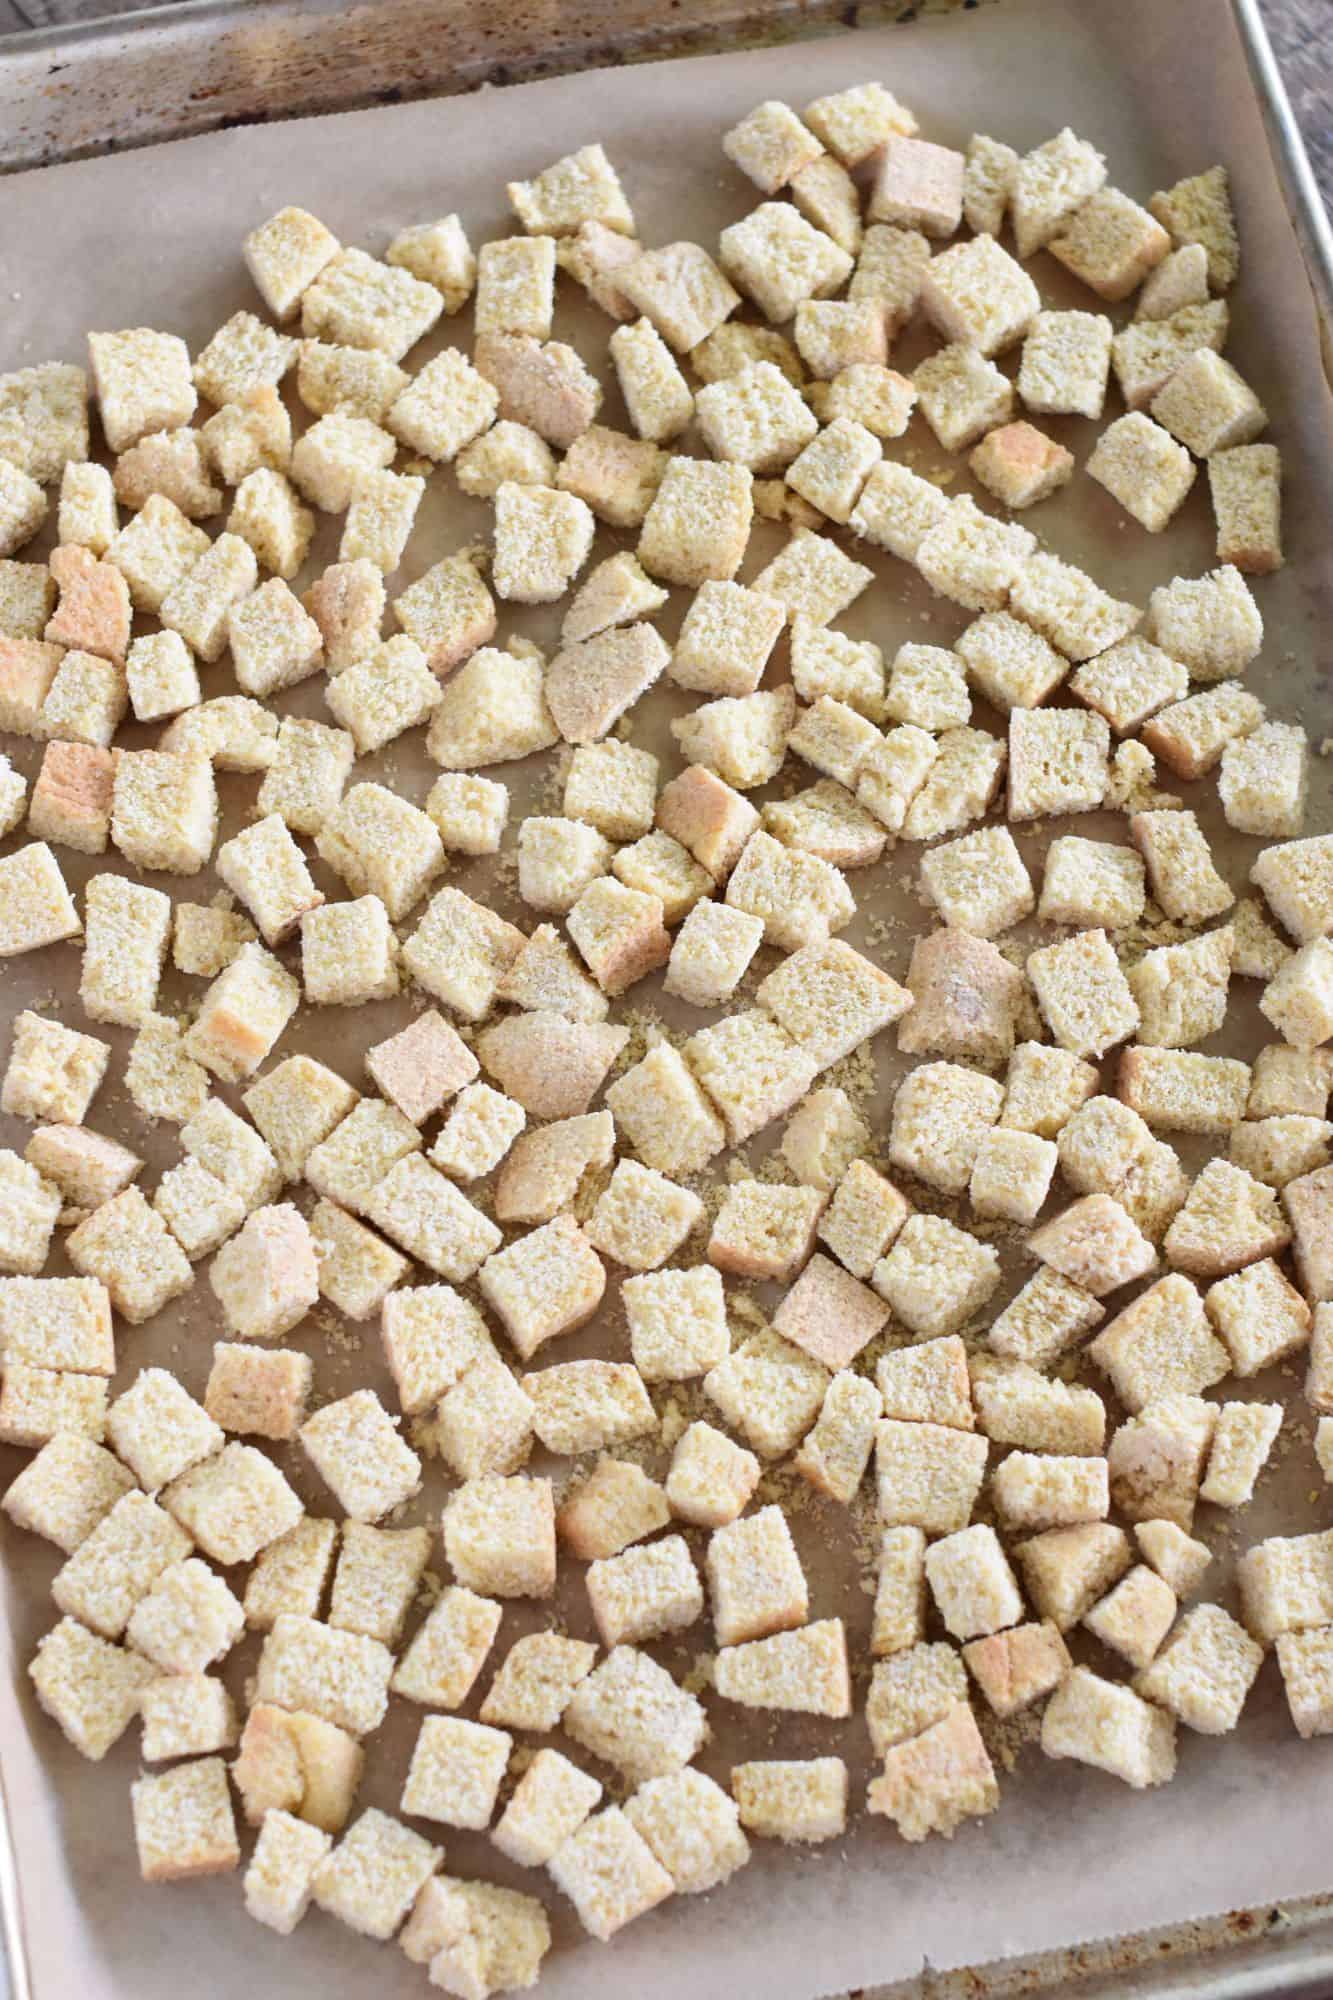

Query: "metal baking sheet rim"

xmin=0 ymin=2 xmax=1331 ymax=1996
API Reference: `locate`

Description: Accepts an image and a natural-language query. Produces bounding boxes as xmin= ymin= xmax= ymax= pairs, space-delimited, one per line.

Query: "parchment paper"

xmin=2 ymin=1 xmax=1333 ymax=1996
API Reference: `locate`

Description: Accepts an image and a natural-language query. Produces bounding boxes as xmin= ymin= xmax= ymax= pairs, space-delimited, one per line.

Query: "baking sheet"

xmin=2 ymin=1 xmax=1333 ymax=1995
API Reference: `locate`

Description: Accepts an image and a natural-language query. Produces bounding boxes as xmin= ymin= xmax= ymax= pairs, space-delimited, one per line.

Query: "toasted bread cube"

xmin=963 ymin=1620 xmax=1070 ymax=1719
xmin=0 ymin=363 xmax=87 ymax=492
xmin=136 ymin=1673 xmax=236 ymax=1767
xmin=1216 ymin=718 xmax=1306 ymax=842
xmin=187 ymin=1084 xmax=285 ymax=1209
xmin=1009 ymin=553 xmax=1140 ymax=664
xmin=242 ymin=1809 xmax=330 ymax=1937
xmin=77 ymin=873 xmax=169 ymax=1027
xmin=478 ymin=1212 xmax=608 ymax=1361
xmin=207 ymin=1199 xmax=317 ymax=1343
xmin=664 ymin=900 xmax=763 ymax=1010
xmin=968 ymin=1127 xmax=1057 ymax=1225
xmin=867 ymin=1701 xmax=999 ymax=1842
xmin=104 ymin=497 xmax=211 ymax=623
xmin=583 ymin=1533 xmax=701 ymax=1648
xmin=706 ymin=1182 xmax=823 ymax=1287
xmin=1251 ymin=834 xmax=1333 ymax=948
xmin=718 ymin=202 xmax=852 ymax=327
xmin=379 ymin=1283 xmax=492 ymax=1417
xmin=317 ymin=790 xmax=443 ymax=935
xmin=2 ymin=1431 xmax=132 ymax=1554
xmin=660 ymin=1422 xmax=758 ymax=1533
xmin=918 ymin=829 xmax=1032 ymax=944
xmin=310 ymin=1200 xmax=409 ymax=1321
xmin=126 ymin=1556 xmax=244 ymax=1677
xmin=0 ymin=1146 xmax=59 ymax=1274
xmin=1028 ymin=929 xmax=1138 ymax=1059
xmin=787 ymin=694 xmax=879 ymax=790
xmin=1046 ymin=184 xmax=1169 ymax=298
xmin=0 ymin=634 xmax=63 ymax=738
xmin=793 ymin=1369 xmax=881 ymax=1503
xmin=862 ymin=1523 xmax=926 ymax=1657
xmin=310 ymin=1807 xmax=442 ymax=1942
xmin=162 ymin=1441 xmax=301 ymax=1569
xmin=87 ymin=328 xmax=194 ymax=456
xmin=714 ymin=1620 xmax=850 ymax=1721
xmin=1197 ymin=1399 xmax=1281 ymax=1509
xmin=1286 ymin=1162 xmax=1333 ymax=1302
xmin=888 ymin=1060 xmax=1004 ymax=1191
xmin=1028 ymin=1193 xmax=1157 ymax=1297
xmin=226 ymin=466 xmax=314 ymax=581
xmin=793 ymin=301 xmax=886 ymax=382
xmin=488 ymin=1747 xmax=602 ymax=1874
xmin=555 ymin=1457 xmax=669 ymax=1561
xmin=1135 ymin=1521 xmax=1213 ymax=1600
xmin=0 ymin=1361 xmax=108 ymax=1447
xmin=204 ymin=1342 xmax=311 ymax=1443
xmin=1069 ymin=638 xmax=1187 ymax=740
xmin=1052 ymin=1092 xmax=1152 ymax=1196
xmin=1087 ymin=1273 xmax=1227 ymax=1411
xmin=44 ymin=544 xmax=131 ymax=668
xmin=874 ymin=1417 xmax=988 ymax=1535
xmin=64 ymin=1181 xmax=191 ymax=1321
xmin=1152 ymin=351 xmax=1265 ymax=463
xmin=1008 ymin=706 xmax=1110 ymax=821
xmin=894 ymin=723 xmax=1007 ymax=844
xmin=725 ymin=827 xmax=854 ymax=952
xmin=601 ymin=1042 xmax=722 ymax=1178
xmin=703 ymin=1326 xmax=829 ymax=1461
xmin=131 ymin=1757 xmax=240 ymax=1886
xmin=772 ymin=1251 xmax=888 ymax=1369
xmin=685 ymin=1009 xmax=818 ymax=1146
xmin=802 ymin=80 xmax=914 ymax=166
xmin=1208 ymin=439 xmax=1283 ymax=573
xmin=970 ymin=422 xmax=1073 ymax=513
xmin=1232 ymin=1114 xmax=1333 ymax=1190
xmin=105 ymin=1364 xmax=219 ymax=1487
xmin=50 ymin=1487 xmax=188 ymax=1638
xmin=158 ymin=532 xmax=258 ymax=664
xmin=637 ymin=456 xmax=754 ymax=591
xmin=475 ymin=1634 xmax=597 ymax=1739
xmin=849 ymin=461 xmax=948 ymax=568
xmin=123 ymin=630 xmax=200 ymax=727
xmin=405 ymin=1878 xmax=552 ymax=1997
xmin=669 ymin=581 xmax=783 ymax=701
xmin=298 ymin=1388 xmax=420 ymax=1523
xmin=38 ymin=649 xmax=126 ymax=751
xmin=474 ymin=328 xmax=602 ymax=449
xmin=438 ymin=1480 xmax=548 ymax=1600
xmin=1204 ymin=1254 xmax=1310 ymax=1375
xmin=1157 ymin=1157 xmax=1289 ymax=1285
xmin=475 ymin=1014 xmax=626 ymax=1124
xmin=26 ymin=740 xmax=114 ymax=858
xmin=1087 ymin=412 xmax=1195 ymax=534
xmin=1273 ymin=1628 xmax=1333 ymax=1740
xmin=924 ymin=1525 xmax=1021 ymax=1642
xmin=0 ymin=560 xmax=56 ymax=641
xmin=324 ymin=1522 xmax=431 ymax=1652
xmin=1240 ymin=1527 xmax=1333 ymax=1645
xmin=253 ymin=1616 xmax=394 ymax=1742
xmin=517 ymin=817 xmax=612 ymax=918
xmin=913 ymin=348 xmax=1014 ymax=457
xmin=297 ymin=244 xmax=441 ymax=360
xmin=242 ymin=1521 xmax=338 ymax=1634
xmin=429 ymin=1084 xmax=526 ymax=1184
xmin=242 ymin=207 xmax=339 ymax=322
xmin=782 ymin=1086 xmax=869 ymax=1193
xmin=875 ymin=1214 xmax=998 ymax=1347
xmin=722 ymin=99 xmax=822 ymax=195
xmin=704 ymin=1506 xmax=806 ymax=1650
xmin=610 ymin=243 xmax=735 ymax=357
xmin=1148 ymin=563 xmax=1262 ymax=686
xmin=621 ymin=1767 xmax=750 ymax=1900
xmin=817 ymin=1159 xmax=909 ymax=1280
xmin=1015 ymin=311 xmax=1112 ymax=424
xmin=1149 ymin=162 xmax=1238 ymax=286
xmin=562 ymin=549 xmax=668 ymax=647
xmin=585 ymin=1158 xmax=702 ymax=1272
xmin=564 ymin=1645 xmax=706 ymax=1782
xmin=1135 ymin=240 xmax=1210 ymax=321
xmin=1232 ymin=899 xmax=1295 ymax=983
xmin=1041 ymin=1665 xmax=1174 ymax=1788
xmin=1136 ymin=1602 xmax=1262 ymax=1736
xmin=673 ymin=690 xmax=795 ymax=799
xmin=1107 ymin=1395 xmax=1216 ymax=1531
xmin=864 ymin=132 xmax=962 ymax=236
xmin=655 ymin=767 xmax=758 ymax=886
xmin=440 ymin=1480 xmax=556 ymax=1600
xmin=522 ymin=1358 xmax=654 ymax=1458
xmin=1250 ymin=1045 xmax=1333 ymax=1119
xmin=25 ymin=1124 xmax=137 ymax=1220
xmin=1260 ymin=938 xmax=1333 ymax=1051
xmin=785 ymin=418 xmax=881 ymax=525
xmin=992 ymin=1451 xmax=1108 ymax=1534
xmin=400 ymin=1715 xmax=510 ymax=1837
xmin=547 ymin=1807 xmax=673 ymax=1941
xmin=695 ymin=359 xmax=814 ymax=473
xmin=0 ymin=750 xmax=33 ymax=835
xmin=1015 ymin=1521 xmax=1130 ymax=1631
xmin=547 ymin=621 xmax=672 ymax=747
xmin=300 ymin=894 xmax=398 ymax=1007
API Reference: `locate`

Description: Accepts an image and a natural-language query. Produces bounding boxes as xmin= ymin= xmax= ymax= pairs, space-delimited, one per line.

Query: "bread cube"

xmin=131 ymin=1757 xmax=240 ymax=1885
xmin=718 ymin=201 xmax=852 ymax=325
xmin=2 ymin=1013 xmax=106 ymax=1130
xmin=713 ymin=1619 xmax=850 ymax=1720
xmin=1148 ymin=563 xmax=1262 ymax=685
xmin=963 ymin=1620 xmax=1070 ymax=1720
xmin=695 ymin=360 xmax=815 ymax=473
xmin=1149 ymin=161 xmax=1238 ymax=287
xmin=1136 ymin=1602 xmax=1263 ymax=1737
xmin=126 ymin=1556 xmax=245 ymax=1677
xmin=1016 ymin=310 xmax=1112 ymax=424
xmin=781 ymin=1086 xmax=868 ymax=1194
xmin=793 ymin=1369 xmax=881 ymax=1504
xmin=1260 ymin=938 xmax=1333 ymax=1052
xmin=202 ymin=1341 xmax=310 ymax=1445
xmin=925 ymin=1525 xmax=1023 ymax=1643
xmin=705 ymin=1182 xmax=821 ymax=1289
xmin=38 ymin=650 xmax=126 ymax=752
xmin=1203 ymin=1254 xmax=1310 ymax=1376
xmin=1008 ymin=125 xmax=1106 ymax=254
xmin=1041 ymin=1666 xmax=1174 ymax=1788
xmin=771 ymin=1251 xmax=887 ymax=1370
xmin=867 ymin=1701 xmax=999 ymax=1842
xmin=87 ymin=328 xmax=195 ymax=455
xmin=2 ymin=1430 xmax=132 ymax=1556
xmin=1209 ymin=439 xmax=1283 ymax=573
xmin=136 ymin=1673 xmax=236 ymax=1767
xmin=703 ymin=1325 xmax=829 ymax=1460
xmin=241 ymin=1520 xmax=338 ymax=1635
xmin=914 ymin=347 xmax=1013 ymax=454
xmin=554 ymin=1458 xmax=668 ymax=1562
xmin=585 ymin=1158 xmax=702 ymax=1272
xmin=63 ymin=1180 xmax=191 ymax=1320
xmin=874 ymin=1416 xmax=988 ymax=1535
xmin=888 ymin=1063 xmax=1004 ymax=1199
xmin=849 ymin=458 xmax=949 ymax=564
